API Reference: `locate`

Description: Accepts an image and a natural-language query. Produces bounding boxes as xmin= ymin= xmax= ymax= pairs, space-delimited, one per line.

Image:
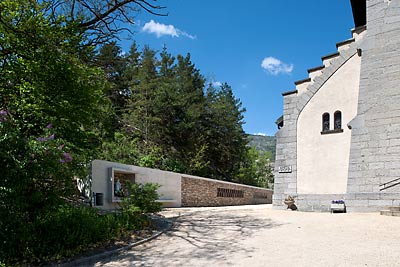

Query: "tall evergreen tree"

xmin=95 ymin=42 xmax=129 ymax=136
xmin=168 ymin=53 xmax=207 ymax=173
xmin=100 ymin=44 xmax=254 ymax=183
xmin=124 ymin=46 xmax=160 ymax=153
xmin=95 ymin=42 xmax=128 ymax=109
xmin=203 ymin=83 xmax=248 ymax=181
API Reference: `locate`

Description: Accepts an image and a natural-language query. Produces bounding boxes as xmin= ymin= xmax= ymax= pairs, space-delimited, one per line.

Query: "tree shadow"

xmin=94 ymin=208 xmax=282 ymax=266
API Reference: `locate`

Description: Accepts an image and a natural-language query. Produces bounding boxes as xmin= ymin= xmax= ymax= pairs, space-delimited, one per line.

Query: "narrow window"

xmin=334 ymin=111 xmax=342 ymax=130
xmin=322 ymin=113 xmax=330 ymax=132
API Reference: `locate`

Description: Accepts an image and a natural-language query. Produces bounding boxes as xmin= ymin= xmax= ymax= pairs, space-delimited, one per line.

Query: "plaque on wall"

xmin=278 ymin=166 xmax=292 ymax=173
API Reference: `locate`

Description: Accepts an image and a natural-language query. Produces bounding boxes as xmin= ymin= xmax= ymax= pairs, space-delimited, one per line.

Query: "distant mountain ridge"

xmin=247 ymin=134 xmax=276 ymax=160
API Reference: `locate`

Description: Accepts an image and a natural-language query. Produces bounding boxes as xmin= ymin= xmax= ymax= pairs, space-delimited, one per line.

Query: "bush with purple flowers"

xmin=0 ymin=2 xmax=109 ymax=260
xmin=0 ymin=110 xmax=7 ymax=122
xmin=0 ymin=112 xmax=91 ymax=264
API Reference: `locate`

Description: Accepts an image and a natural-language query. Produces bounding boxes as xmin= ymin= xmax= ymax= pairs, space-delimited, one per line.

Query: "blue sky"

xmin=120 ymin=0 xmax=355 ymax=136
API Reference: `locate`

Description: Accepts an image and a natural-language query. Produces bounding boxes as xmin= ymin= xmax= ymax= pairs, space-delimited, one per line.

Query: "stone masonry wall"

xmin=181 ymin=176 xmax=273 ymax=207
xmin=273 ymin=92 xmax=299 ymax=208
xmin=347 ymin=0 xmax=400 ymax=200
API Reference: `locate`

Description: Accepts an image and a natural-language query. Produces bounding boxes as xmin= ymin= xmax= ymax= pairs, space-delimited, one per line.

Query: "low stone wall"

xmin=274 ymin=193 xmax=400 ymax=212
xmin=181 ymin=176 xmax=273 ymax=207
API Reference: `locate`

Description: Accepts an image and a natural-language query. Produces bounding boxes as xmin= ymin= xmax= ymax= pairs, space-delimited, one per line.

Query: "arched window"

xmin=334 ymin=111 xmax=342 ymax=130
xmin=322 ymin=113 xmax=330 ymax=132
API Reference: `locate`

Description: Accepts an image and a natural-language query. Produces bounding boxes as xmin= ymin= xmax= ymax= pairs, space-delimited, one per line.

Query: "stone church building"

xmin=273 ymin=0 xmax=400 ymax=212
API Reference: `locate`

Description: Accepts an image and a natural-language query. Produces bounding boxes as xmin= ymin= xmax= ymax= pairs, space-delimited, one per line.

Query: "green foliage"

xmin=100 ymin=132 xmax=140 ymax=165
xmin=0 ymin=0 xmax=273 ymax=264
xmin=0 ymin=0 xmax=108 ymax=205
xmin=31 ymin=205 xmax=122 ymax=262
xmin=0 ymin=120 xmax=81 ymax=217
xmin=247 ymin=134 xmax=277 ymax=160
xmin=201 ymin=83 xmax=248 ymax=180
xmin=120 ymin=182 xmax=162 ymax=228
xmin=102 ymin=43 xmax=250 ymax=181
xmin=0 ymin=181 xmax=162 ymax=265
xmin=236 ymin=147 xmax=274 ymax=188
xmin=0 ymin=1 xmax=110 ymax=264
xmin=0 ymin=204 xmax=130 ymax=265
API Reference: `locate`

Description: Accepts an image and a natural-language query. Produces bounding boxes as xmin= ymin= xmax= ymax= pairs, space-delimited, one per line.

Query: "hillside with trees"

xmin=247 ymin=134 xmax=276 ymax=161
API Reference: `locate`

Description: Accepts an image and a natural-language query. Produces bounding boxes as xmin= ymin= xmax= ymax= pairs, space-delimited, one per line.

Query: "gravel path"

xmin=92 ymin=205 xmax=400 ymax=267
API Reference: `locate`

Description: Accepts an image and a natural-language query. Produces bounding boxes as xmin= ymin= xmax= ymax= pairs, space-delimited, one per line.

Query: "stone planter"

xmin=330 ymin=203 xmax=346 ymax=213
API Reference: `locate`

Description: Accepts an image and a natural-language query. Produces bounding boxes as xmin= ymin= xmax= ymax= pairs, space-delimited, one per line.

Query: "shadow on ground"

xmin=94 ymin=208 xmax=282 ymax=266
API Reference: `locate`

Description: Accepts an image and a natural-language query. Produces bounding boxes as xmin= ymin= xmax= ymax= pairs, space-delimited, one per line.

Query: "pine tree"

xmin=95 ymin=42 xmax=128 ymax=111
xmin=203 ymin=83 xmax=248 ymax=181
xmin=124 ymin=45 xmax=160 ymax=153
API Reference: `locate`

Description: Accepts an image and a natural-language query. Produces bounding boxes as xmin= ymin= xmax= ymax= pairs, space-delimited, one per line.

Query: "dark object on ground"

xmin=284 ymin=196 xmax=297 ymax=210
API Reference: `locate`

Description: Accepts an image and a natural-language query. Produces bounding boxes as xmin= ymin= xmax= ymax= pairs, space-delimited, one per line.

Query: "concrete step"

xmin=380 ymin=209 xmax=400 ymax=216
xmin=352 ymin=25 xmax=366 ymax=41
xmin=321 ymin=52 xmax=340 ymax=67
xmin=336 ymin=38 xmax=355 ymax=52
xmin=294 ymin=77 xmax=312 ymax=94
xmin=389 ymin=206 xmax=400 ymax=212
xmin=308 ymin=65 xmax=325 ymax=80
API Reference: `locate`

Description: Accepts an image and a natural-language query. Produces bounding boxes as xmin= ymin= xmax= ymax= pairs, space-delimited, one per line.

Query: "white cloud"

xmin=254 ymin=132 xmax=267 ymax=136
xmin=261 ymin=56 xmax=293 ymax=75
xmin=142 ymin=20 xmax=196 ymax=39
xmin=212 ymin=81 xmax=222 ymax=87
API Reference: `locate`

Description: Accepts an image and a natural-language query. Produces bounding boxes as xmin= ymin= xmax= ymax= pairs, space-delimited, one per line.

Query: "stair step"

xmin=294 ymin=78 xmax=312 ymax=95
xmin=336 ymin=38 xmax=355 ymax=52
xmin=380 ymin=210 xmax=400 ymax=216
xmin=321 ymin=52 xmax=340 ymax=67
xmin=294 ymin=77 xmax=311 ymax=86
xmin=307 ymin=65 xmax=325 ymax=74
xmin=307 ymin=65 xmax=325 ymax=80
xmin=352 ymin=25 xmax=367 ymax=40
xmin=389 ymin=206 xmax=400 ymax=212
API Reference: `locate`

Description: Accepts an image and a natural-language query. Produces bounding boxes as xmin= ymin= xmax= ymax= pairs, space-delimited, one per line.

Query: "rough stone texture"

xmin=181 ymin=176 xmax=272 ymax=207
xmin=347 ymin=0 xmax=400 ymax=204
xmin=295 ymin=194 xmax=346 ymax=212
xmin=273 ymin=91 xmax=298 ymax=208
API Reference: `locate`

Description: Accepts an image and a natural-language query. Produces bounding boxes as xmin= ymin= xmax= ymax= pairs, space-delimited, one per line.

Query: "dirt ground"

xmin=93 ymin=204 xmax=400 ymax=267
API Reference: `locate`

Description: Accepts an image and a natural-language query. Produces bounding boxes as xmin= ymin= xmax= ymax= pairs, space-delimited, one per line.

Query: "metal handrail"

xmin=379 ymin=177 xmax=400 ymax=191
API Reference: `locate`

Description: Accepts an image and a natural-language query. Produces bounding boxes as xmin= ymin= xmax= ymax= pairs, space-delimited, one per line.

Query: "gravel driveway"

xmin=93 ymin=204 xmax=400 ymax=267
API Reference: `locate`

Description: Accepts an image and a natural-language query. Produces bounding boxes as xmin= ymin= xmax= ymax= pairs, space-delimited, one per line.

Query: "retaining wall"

xmin=181 ymin=176 xmax=272 ymax=207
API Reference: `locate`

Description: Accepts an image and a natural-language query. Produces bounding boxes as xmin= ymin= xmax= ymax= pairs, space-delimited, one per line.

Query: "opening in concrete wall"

xmin=109 ymin=167 xmax=136 ymax=202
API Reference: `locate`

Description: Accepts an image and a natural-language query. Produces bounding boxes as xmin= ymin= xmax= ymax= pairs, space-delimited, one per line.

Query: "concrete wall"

xmin=91 ymin=160 xmax=272 ymax=210
xmin=297 ymin=54 xmax=361 ymax=194
xmin=91 ymin=160 xmax=182 ymax=210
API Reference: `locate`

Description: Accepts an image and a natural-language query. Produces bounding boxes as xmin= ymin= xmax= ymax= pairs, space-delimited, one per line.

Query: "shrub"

xmin=0 ymin=205 xmax=128 ymax=265
xmin=119 ymin=182 xmax=162 ymax=228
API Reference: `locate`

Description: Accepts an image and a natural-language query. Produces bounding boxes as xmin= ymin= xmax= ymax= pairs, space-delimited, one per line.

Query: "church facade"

xmin=273 ymin=0 xmax=400 ymax=212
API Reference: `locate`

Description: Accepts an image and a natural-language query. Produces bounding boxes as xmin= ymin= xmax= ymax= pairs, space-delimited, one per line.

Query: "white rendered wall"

xmin=91 ymin=160 xmax=182 ymax=210
xmin=297 ymin=54 xmax=361 ymax=194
